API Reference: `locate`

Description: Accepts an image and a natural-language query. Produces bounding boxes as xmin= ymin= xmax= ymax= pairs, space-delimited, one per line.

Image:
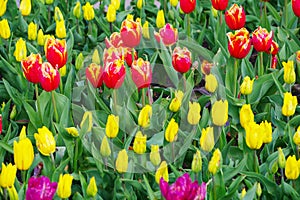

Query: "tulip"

xmin=225 ymin=4 xmax=246 ymax=30
xmin=293 ymin=126 xmax=300 ymax=146
xmin=245 ymin=122 xmax=263 ymax=150
xmin=211 ymin=0 xmax=229 ymax=11
xmin=133 ymin=131 xmax=147 ymax=154
xmin=200 ymin=127 xmax=214 ymax=152
xmin=169 ymin=90 xmax=184 ymax=112
xmin=75 ymin=53 xmax=84 ymax=71
xmin=105 ymin=32 xmax=123 ymax=48
xmin=14 ymin=126 xmax=34 ymax=170
xmin=45 ymin=38 xmax=67 ymax=69
xmin=105 ymin=114 xmax=119 ymax=138
xmin=80 ymin=111 xmax=93 ymax=132
xmin=92 ymin=49 xmax=100 ymax=65
xmin=37 ymin=29 xmax=45 ymax=46
xmin=211 ymin=99 xmax=228 ymax=126
xmin=55 ymin=20 xmax=66 ymax=39
xmin=14 ymin=38 xmax=27 ymax=62
xmin=103 ymin=58 xmax=126 ymax=89
xmin=86 ymin=63 xmax=104 ymax=88
xmin=205 ymin=74 xmax=218 ymax=93
xmin=54 ymin=7 xmax=64 ymax=22
xmin=239 ymin=104 xmax=254 ymax=128
xmin=82 ymin=2 xmax=95 ymax=21
xmin=211 ymin=6 xmax=218 ymax=17
xmin=278 ymin=147 xmax=286 ymax=168
xmin=137 ymin=0 xmax=143 ymax=9
xmin=180 ymin=0 xmax=196 ymax=14
xmin=19 ymin=0 xmax=31 ymax=16
xmin=39 ymin=62 xmax=60 ymax=92
xmin=292 ymin=0 xmax=300 ymax=17
xmin=59 ymin=65 xmax=66 ymax=76
xmin=156 ymin=10 xmax=165 ymax=28
xmin=191 ymin=150 xmax=202 ymax=173
xmin=165 ymin=118 xmax=179 ymax=143
xmin=267 ymin=40 xmax=279 ymax=55
xmin=26 ymin=176 xmax=57 ymax=200
xmin=34 ymin=126 xmax=56 ymax=156
xmin=260 ymin=120 xmax=272 ymax=144
xmin=107 ymin=4 xmax=116 ymax=23
xmin=241 ymin=188 xmax=246 ymax=199
xmin=141 ymin=21 xmax=150 ymax=39
xmin=138 ymin=104 xmax=152 ymax=128
xmin=111 ymin=0 xmax=120 ymax=10
xmin=57 ymin=174 xmax=73 ymax=198
xmin=0 ymin=0 xmax=8 ymax=17
xmin=271 ymin=55 xmax=278 ymax=69
xmin=45 ymin=0 xmax=53 ymax=4
xmin=131 ymin=58 xmax=152 ymax=89
xmin=285 ymin=155 xmax=299 ymax=180
xmin=150 ymin=145 xmax=161 ymax=166
xmin=282 ymin=92 xmax=298 ymax=117
xmin=155 ymin=161 xmax=168 ymax=183
xmin=0 ymin=19 xmax=10 ymax=39
xmin=256 ymin=183 xmax=262 ymax=198
xmin=65 ymin=127 xmax=79 ymax=137
xmin=86 ymin=177 xmax=97 ymax=197
xmin=252 ymin=26 xmax=273 ymax=52
xmin=28 ymin=22 xmax=37 ymax=40
xmin=187 ymin=101 xmax=201 ymax=125
xmin=73 ymin=1 xmax=81 ymax=19
xmin=7 ymin=186 xmax=18 ymax=200
xmin=227 ymin=28 xmax=251 ymax=59
xmin=21 ymin=53 xmax=42 ymax=84
xmin=155 ymin=23 xmax=178 ymax=46
xmin=170 ymin=0 xmax=178 ymax=7
xmin=103 ymin=47 xmax=122 ymax=65
xmin=240 ymin=76 xmax=254 ymax=95
xmin=208 ymin=148 xmax=222 ymax=175
xmin=172 ymin=47 xmax=192 ymax=73
xmin=116 ymin=149 xmax=128 ymax=173
xmin=120 ymin=19 xmax=142 ymax=48
xmin=0 ymin=163 xmax=17 ymax=188
xmin=282 ymin=60 xmax=296 ymax=84
xmin=100 ymin=135 xmax=111 ymax=157
xmin=201 ymin=60 xmax=213 ymax=75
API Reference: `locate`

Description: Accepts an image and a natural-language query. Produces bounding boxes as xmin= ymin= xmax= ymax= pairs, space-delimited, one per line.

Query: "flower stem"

xmin=219 ymin=11 xmax=222 ymax=26
xmin=35 ymin=84 xmax=43 ymax=121
xmin=142 ymin=88 xmax=146 ymax=106
xmin=254 ymin=150 xmax=259 ymax=173
xmin=259 ymin=52 xmax=264 ymax=77
xmin=110 ymin=22 xmax=113 ymax=34
xmin=73 ymin=137 xmax=79 ymax=172
xmin=285 ymin=0 xmax=288 ymax=27
xmin=113 ymin=89 xmax=117 ymax=114
xmin=187 ymin=13 xmax=191 ymax=38
xmin=233 ymin=58 xmax=238 ymax=98
xmin=21 ymin=170 xmax=27 ymax=184
xmin=50 ymin=153 xmax=56 ymax=169
xmin=51 ymin=91 xmax=59 ymax=122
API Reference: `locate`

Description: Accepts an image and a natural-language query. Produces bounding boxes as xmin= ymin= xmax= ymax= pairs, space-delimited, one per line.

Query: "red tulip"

xmin=39 ymin=62 xmax=60 ymax=92
xmin=267 ymin=40 xmax=279 ymax=55
xmin=120 ymin=19 xmax=142 ymax=48
xmin=103 ymin=47 xmax=122 ymax=66
xmin=45 ymin=38 xmax=67 ymax=69
xmin=172 ymin=47 xmax=192 ymax=73
xmin=124 ymin=48 xmax=137 ymax=67
xmin=211 ymin=0 xmax=229 ymax=11
xmin=86 ymin=63 xmax=104 ymax=88
xmin=252 ymin=26 xmax=273 ymax=52
xmin=227 ymin=28 xmax=252 ymax=59
xmin=180 ymin=0 xmax=196 ymax=14
xmin=271 ymin=55 xmax=277 ymax=69
xmin=105 ymin=32 xmax=123 ymax=48
xmin=21 ymin=53 xmax=42 ymax=84
xmin=225 ymin=4 xmax=246 ymax=30
xmin=103 ymin=59 xmax=126 ymax=89
xmin=155 ymin=23 xmax=178 ymax=46
xmin=131 ymin=58 xmax=152 ymax=89
xmin=292 ymin=0 xmax=300 ymax=17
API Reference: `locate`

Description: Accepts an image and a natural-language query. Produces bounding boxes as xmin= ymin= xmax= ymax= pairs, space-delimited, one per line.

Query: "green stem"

xmin=172 ymin=142 xmax=175 ymax=162
xmin=48 ymin=5 xmax=51 ymax=24
xmin=296 ymin=145 xmax=299 ymax=160
xmin=73 ymin=138 xmax=79 ymax=172
xmin=254 ymin=150 xmax=259 ymax=173
xmin=183 ymin=73 xmax=187 ymax=92
xmin=35 ymin=84 xmax=43 ymax=121
xmin=21 ymin=170 xmax=27 ymax=184
xmin=110 ymin=22 xmax=113 ymax=34
xmin=51 ymin=91 xmax=59 ymax=122
xmin=285 ymin=0 xmax=288 ymax=27
xmin=233 ymin=58 xmax=238 ymax=98
xmin=187 ymin=13 xmax=191 ymax=38
xmin=50 ymin=153 xmax=56 ymax=169
xmin=113 ymin=89 xmax=117 ymax=114
xmin=219 ymin=11 xmax=222 ymax=26
xmin=259 ymin=52 xmax=264 ymax=77
xmin=141 ymin=88 xmax=146 ymax=106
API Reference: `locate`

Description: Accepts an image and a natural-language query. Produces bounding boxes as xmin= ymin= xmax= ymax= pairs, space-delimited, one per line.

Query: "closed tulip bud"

xmin=165 ymin=118 xmax=179 ymax=143
xmin=100 ymin=135 xmax=111 ymax=157
xmin=200 ymin=127 xmax=214 ymax=152
xmin=252 ymin=26 xmax=273 ymax=52
xmin=54 ymin=6 xmax=64 ymax=21
xmin=45 ymin=38 xmax=68 ymax=69
xmin=240 ymin=76 xmax=254 ymax=95
xmin=142 ymin=21 xmax=150 ymax=39
xmin=256 ymin=182 xmax=262 ymax=197
xmin=86 ymin=63 xmax=104 ymax=88
xmin=138 ymin=105 xmax=152 ymax=128
xmin=285 ymin=155 xmax=299 ymax=180
xmin=28 ymin=22 xmax=37 ymax=40
xmin=21 ymin=53 xmax=42 ymax=84
xmin=0 ymin=0 xmax=8 ymax=17
xmin=156 ymin=10 xmax=165 ymax=28
xmin=107 ymin=4 xmax=116 ymax=23
xmin=278 ymin=147 xmax=286 ymax=168
xmin=92 ymin=49 xmax=100 ymax=65
xmin=267 ymin=40 xmax=279 ymax=55
xmin=19 ymin=0 xmax=31 ymax=16
xmin=180 ymin=0 xmax=196 ymax=13
xmin=211 ymin=99 xmax=228 ymax=126
xmin=133 ymin=131 xmax=147 ymax=154
xmin=271 ymin=160 xmax=278 ymax=174
xmin=239 ymin=104 xmax=254 ymax=128
xmin=131 ymin=58 xmax=152 ymax=89
xmin=59 ymin=66 xmax=66 ymax=76
xmin=74 ymin=53 xmax=84 ymax=71
xmin=187 ymin=101 xmax=201 ymax=125
xmin=227 ymin=28 xmax=251 ymax=59
xmin=169 ymin=90 xmax=184 ymax=112
xmin=293 ymin=126 xmax=300 ymax=146
xmin=241 ymin=188 xmax=246 ymax=199
xmin=7 ymin=185 xmax=18 ymax=200
xmin=260 ymin=120 xmax=272 ymax=143
xmin=201 ymin=60 xmax=214 ymax=75
xmin=211 ymin=0 xmax=229 ymax=11
xmin=103 ymin=59 xmax=126 ymax=88
xmin=34 ymin=126 xmax=56 ymax=156
xmin=14 ymin=38 xmax=27 ymax=62
xmin=245 ymin=122 xmax=263 ymax=150
xmin=82 ymin=2 xmax=95 ymax=21
xmin=212 ymin=6 xmax=218 ymax=17
xmin=292 ymin=0 xmax=300 ymax=17
xmin=87 ymin=177 xmax=97 ymax=197
xmin=282 ymin=60 xmax=296 ymax=84
xmin=170 ymin=0 xmax=178 ymax=7
xmin=208 ymin=148 xmax=222 ymax=175
xmin=155 ymin=161 xmax=168 ymax=183
xmin=150 ymin=145 xmax=161 ymax=166
xmin=282 ymin=92 xmax=298 ymax=117
xmin=120 ymin=19 xmax=142 ymax=48
xmin=0 ymin=163 xmax=17 ymax=188
xmin=106 ymin=114 xmax=119 ymax=138
xmin=73 ymin=1 xmax=81 ymax=19
xmin=0 ymin=19 xmax=10 ymax=39
xmin=80 ymin=111 xmax=93 ymax=132
xmin=205 ymin=74 xmax=218 ymax=93
xmin=155 ymin=23 xmax=178 ymax=46
xmin=137 ymin=0 xmax=143 ymax=9
xmin=37 ymin=29 xmax=45 ymax=46
xmin=10 ymin=105 xmax=16 ymax=120
xmin=57 ymin=174 xmax=73 ymax=198
xmin=225 ymin=4 xmax=246 ymax=30
xmin=45 ymin=0 xmax=53 ymax=4
xmin=191 ymin=150 xmax=202 ymax=173
xmin=14 ymin=126 xmax=34 ymax=170
xmin=172 ymin=47 xmax=192 ymax=73
xmin=111 ymin=0 xmax=120 ymax=10
xmin=39 ymin=62 xmax=60 ymax=92
xmin=55 ymin=20 xmax=66 ymax=38
xmin=65 ymin=127 xmax=79 ymax=137
xmin=116 ymin=149 xmax=128 ymax=173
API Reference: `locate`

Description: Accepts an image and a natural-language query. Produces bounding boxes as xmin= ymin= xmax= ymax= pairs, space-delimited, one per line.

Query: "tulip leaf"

xmin=143 ymin=175 xmax=156 ymax=200
xmin=248 ymin=73 xmax=274 ymax=104
xmin=223 ymin=157 xmax=247 ymax=183
xmin=243 ymin=182 xmax=257 ymax=200
xmin=282 ymin=180 xmax=300 ymax=199
xmin=266 ymin=3 xmax=281 ymax=22
xmin=220 ymin=175 xmax=245 ymax=200
xmin=52 ymin=157 xmax=71 ymax=182
xmin=178 ymin=40 xmax=214 ymax=62
xmin=0 ymin=140 xmax=13 ymax=154
xmin=22 ymin=100 xmax=42 ymax=130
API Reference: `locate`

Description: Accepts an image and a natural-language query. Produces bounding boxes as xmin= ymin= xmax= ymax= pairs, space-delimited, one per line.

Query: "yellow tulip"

xmin=34 ymin=126 xmax=56 ymax=156
xmin=245 ymin=122 xmax=263 ymax=150
xmin=191 ymin=150 xmax=202 ymax=173
xmin=86 ymin=177 xmax=97 ymax=197
xmin=240 ymin=76 xmax=254 ymax=95
xmin=211 ymin=99 xmax=228 ymax=126
xmin=13 ymin=126 xmax=34 ymax=170
xmin=55 ymin=20 xmax=66 ymax=39
xmin=28 ymin=22 xmax=37 ymax=40
xmin=156 ymin=10 xmax=165 ymax=28
xmin=0 ymin=0 xmax=8 ymax=17
xmin=100 ymin=136 xmax=111 ymax=157
xmin=59 ymin=65 xmax=67 ymax=77
xmin=239 ymin=104 xmax=254 ymax=128
xmin=285 ymin=155 xmax=299 ymax=180
xmin=241 ymin=188 xmax=247 ymax=199
xmin=0 ymin=163 xmax=17 ymax=188
xmin=107 ymin=4 xmax=116 ymax=23
xmin=111 ymin=0 xmax=120 ymax=10
xmin=92 ymin=49 xmax=100 ymax=65
xmin=19 ymin=0 xmax=31 ymax=16
xmin=208 ymin=148 xmax=222 ymax=175
xmin=138 ymin=104 xmax=152 ymax=128
xmin=133 ymin=131 xmax=147 ymax=154
xmin=170 ymin=0 xmax=178 ymax=7
xmin=205 ymin=74 xmax=218 ymax=93
xmin=57 ymin=174 xmax=73 ymax=198
xmin=155 ymin=161 xmax=168 ymax=183
xmin=0 ymin=19 xmax=10 ymax=39
xmin=260 ymin=120 xmax=272 ymax=143
xmin=73 ymin=1 xmax=82 ymax=19
xmin=45 ymin=0 xmax=53 ymax=4
xmin=80 ymin=111 xmax=93 ymax=132
xmin=282 ymin=92 xmax=298 ymax=117
xmin=282 ymin=60 xmax=296 ymax=84
xmin=37 ymin=29 xmax=45 ymax=46
xmin=212 ymin=6 xmax=218 ymax=18
xmin=54 ymin=6 xmax=64 ymax=21
xmin=150 ymin=145 xmax=161 ymax=166
xmin=200 ymin=126 xmax=214 ymax=152
xmin=65 ymin=127 xmax=79 ymax=137
xmin=14 ymin=38 xmax=27 ymax=62
xmin=293 ymin=126 xmax=300 ymax=146
xmin=278 ymin=147 xmax=286 ymax=169
xmin=126 ymin=14 xmax=134 ymax=21
xmin=256 ymin=182 xmax=262 ymax=198
xmin=169 ymin=90 xmax=184 ymax=112
xmin=105 ymin=114 xmax=119 ymax=138
xmin=7 ymin=185 xmax=18 ymax=200
xmin=142 ymin=21 xmax=150 ymax=39
xmin=137 ymin=0 xmax=143 ymax=9
xmin=82 ymin=2 xmax=95 ymax=21
xmin=165 ymin=118 xmax=179 ymax=142
xmin=187 ymin=101 xmax=201 ymax=125
xmin=115 ymin=149 xmax=128 ymax=173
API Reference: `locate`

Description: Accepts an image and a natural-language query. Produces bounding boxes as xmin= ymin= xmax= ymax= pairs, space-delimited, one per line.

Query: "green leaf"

xmin=143 ymin=175 xmax=156 ymax=200
xmin=52 ymin=157 xmax=71 ymax=182
xmin=178 ymin=40 xmax=214 ymax=62
xmin=0 ymin=140 xmax=13 ymax=154
xmin=243 ymin=182 xmax=257 ymax=200
xmin=22 ymin=100 xmax=42 ymax=130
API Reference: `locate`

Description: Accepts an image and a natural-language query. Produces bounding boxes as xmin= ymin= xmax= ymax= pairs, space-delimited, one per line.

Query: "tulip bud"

xmin=205 ymin=74 xmax=218 ymax=93
xmin=45 ymin=38 xmax=68 ymax=69
xmin=292 ymin=0 xmax=300 ymax=17
xmin=170 ymin=0 xmax=178 ymax=7
xmin=65 ymin=127 xmax=79 ymax=137
xmin=45 ymin=0 xmax=53 ymax=4
xmin=256 ymin=182 xmax=262 ymax=197
xmin=142 ymin=21 xmax=150 ymax=39
xmin=150 ymin=145 xmax=161 ymax=166
xmin=0 ymin=0 xmax=8 ymax=17
xmin=260 ymin=120 xmax=272 ymax=144
xmin=55 ymin=20 xmax=66 ymax=39
xmin=9 ymin=105 xmax=16 ymax=120
xmin=19 ymin=0 xmax=31 ymax=16
xmin=59 ymin=65 xmax=67 ymax=77
xmin=227 ymin=28 xmax=251 ymax=59
xmin=282 ymin=60 xmax=296 ymax=84
xmin=212 ymin=6 xmax=218 ymax=17
xmin=116 ymin=149 xmax=128 ymax=173
xmin=107 ymin=4 xmax=116 ymax=23
xmin=54 ymin=7 xmax=64 ymax=21
xmin=165 ymin=118 xmax=179 ymax=143
xmin=37 ymin=29 xmax=45 ymax=46
xmin=155 ymin=161 xmax=168 ymax=183
xmin=278 ymin=147 xmax=286 ymax=169
xmin=137 ymin=0 xmax=143 ymax=9
xmin=191 ymin=150 xmax=202 ymax=173
xmin=239 ymin=104 xmax=254 ymax=128
xmin=57 ymin=174 xmax=73 ymax=199
xmin=252 ymin=26 xmax=273 ymax=52
xmin=120 ymin=19 xmax=142 ymax=48
xmin=34 ymin=126 xmax=56 ymax=156
xmin=285 ymin=155 xmax=299 ymax=180
xmin=131 ymin=58 xmax=152 ymax=89
xmin=39 ymin=62 xmax=60 ymax=92
xmin=80 ymin=111 xmax=93 ymax=132
xmin=92 ymin=49 xmax=100 ymax=65
xmin=208 ymin=148 xmax=222 ymax=175
xmin=180 ymin=0 xmax=196 ymax=13
xmin=200 ymin=126 xmax=214 ymax=152
xmin=155 ymin=23 xmax=178 ymax=46
xmin=270 ymin=160 xmax=278 ymax=174
xmin=82 ymin=2 xmax=95 ymax=21
xmin=172 ymin=47 xmax=192 ymax=73
xmin=169 ymin=90 xmax=184 ymax=112
xmin=73 ymin=1 xmax=82 ymax=19
xmin=14 ymin=38 xmax=27 ymax=62
xmin=225 ymin=4 xmax=246 ymax=30
xmin=106 ymin=114 xmax=119 ymax=138
xmin=7 ymin=185 xmax=18 ymax=200
xmin=201 ymin=60 xmax=214 ymax=75
xmin=138 ymin=104 xmax=152 ymax=128
xmin=0 ymin=19 xmax=10 ymax=39
xmin=240 ymin=188 xmax=246 ymax=199
xmin=111 ymin=0 xmax=120 ymax=10
xmin=187 ymin=101 xmax=201 ymax=125
xmin=282 ymin=92 xmax=298 ymax=117
xmin=133 ymin=131 xmax=147 ymax=154
xmin=103 ymin=59 xmax=126 ymax=89
xmin=0 ymin=163 xmax=17 ymax=188
xmin=28 ymin=22 xmax=37 ymax=40
xmin=86 ymin=63 xmax=104 ymax=88
xmin=74 ymin=53 xmax=84 ymax=71
xmin=293 ymin=126 xmax=300 ymax=146
xmin=100 ymin=135 xmax=111 ymax=157
xmin=245 ymin=122 xmax=263 ymax=150
xmin=211 ymin=0 xmax=229 ymax=11
xmin=87 ymin=177 xmax=97 ymax=197
xmin=211 ymin=99 xmax=228 ymax=126
xmin=156 ymin=10 xmax=165 ymax=28
xmin=21 ymin=53 xmax=42 ymax=84
xmin=240 ymin=76 xmax=254 ymax=95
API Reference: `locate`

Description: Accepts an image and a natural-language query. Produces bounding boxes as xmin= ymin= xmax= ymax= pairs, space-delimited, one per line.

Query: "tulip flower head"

xmin=111 ymin=0 xmax=120 ymax=10
xmin=282 ymin=60 xmax=296 ymax=84
xmin=133 ymin=131 xmax=147 ymax=154
xmin=180 ymin=0 xmax=196 ymax=14
xmin=106 ymin=114 xmax=119 ymax=138
xmin=26 ymin=176 xmax=57 ymax=200
xmin=0 ymin=0 xmax=8 ymax=17
xmin=65 ymin=127 xmax=79 ymax=137
xmin=39 ymin=62 xmax=60 ymax=92
xmin=170 ymin=0 xmax=178 ymax=7
xmin=211 ymin=0 xmax=229 ymax=11
xmin=14 ymin=38 xmax=27 ymax=62
xmin=82 ymin=2 xmax=95 ymax=21
xmin=172 ymin=47 xmax=192 ymax=73
xmin=205 ymin=74 xmax=218 ymax=93
xmin=55 ymin=20 xmax=66 ymax=39
xmin=34 ymin=126 xmax=56 ymax=156
xmin=107 ymin=4 xmax=116 ymax=23
xmin=150 ymin=145 xmax=161 ymax=166
xmin=0 ymin=19 xmax=10 ymax=39
xmin=208 ymin=148 xmax=222 ymax=175
xmin=240 ymin=76 xmax=254 ymax=95
xmin=138 ymin=104 xmax=152 ymax=128
xmin=115 ymin=149 xmax=128 ymax=173
xmin=191 ymin=150 xmax=202 ymax=173
xmin=22 ymin=53 xmax=42 ymax=84
xmin=156 ymin=10 xmax=165 ymax=28
xmin=285 ymin=155 xmax=299 ymax=180
xmin=103 ymin=58 xmax=126 ymax=89
xmin=211 ymin=99 xmax=228 ymax=126
xmin=86 ymin=63 xmax=104 ymax=88
xmin=73 ymin=1 xmax=82 ymax=19
xmin=57 ymin=174 xmax=73 ymax=199
xmin=19 ymin=0 xmax=31 ymax=16
xmin=100 ymin=135 xmax=111 ymax=157
xmin=120 ymin=19 xmax=142 ymax=48
xmin=155 ymin=161 xmax=168 ymax=183
xmin=278 ymin=147 xmax=286 ymax=168
xmin=252 ymin=26 xmax=273 ymax=52
xmin=105 ymin=32 xmax=123 ymax=48
xmin=187 ymin=101 xmax=201 ymax=125
xmin=169 ymin=90 xmax=184 ymax=112
xmin=227 ymin=28 xmax=251 ymax=59
xmin=267 ymin=40 xmax=279 ymax=55
xmin=155 ymin=23 xmax=178 ymax=46
xmin=142 ymin=21 xmax=150 ymax=39
xmin=245 ymin=122 xmax=263 ymax=150
xmin=137 ymin=0 xmax=143 ymax=9
xmin=86 ymin=177 xmax=97 ymax=197
xmin=54 ymin=7 xmax=64 ymax=21
xmin=260 ymin=120 xmax=272 ymax=144
xmin=292 ymin=0 xmax=300 ymax=17
xmin=201 ymin=60 xmax=214 ymax=75
xmin=131 ymin=58 xmax=152 ymax=89
xmin=239 ymin=104 xmax=254 ymax=128
xmin=45 ymin=38 xmax=67 ymax=69
xmin=225 ymin=4 xmax=246 ymax=30
xmin=92 ymin=49 xmax=100 ymax=65
xmin=165 ymin=118 xmax=179 ymax=142
xmin=200 ymin=126 xmax=214 ymax=152
xmin=293 ymin=126 xmax=300 ymax=146
xmin=28 ymin=22 xmax=37 ymax=40
xmin=282 ymin=92 xmax=298 ymax=117
xmin=0 ymin=163 xmax=17 ymax=188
